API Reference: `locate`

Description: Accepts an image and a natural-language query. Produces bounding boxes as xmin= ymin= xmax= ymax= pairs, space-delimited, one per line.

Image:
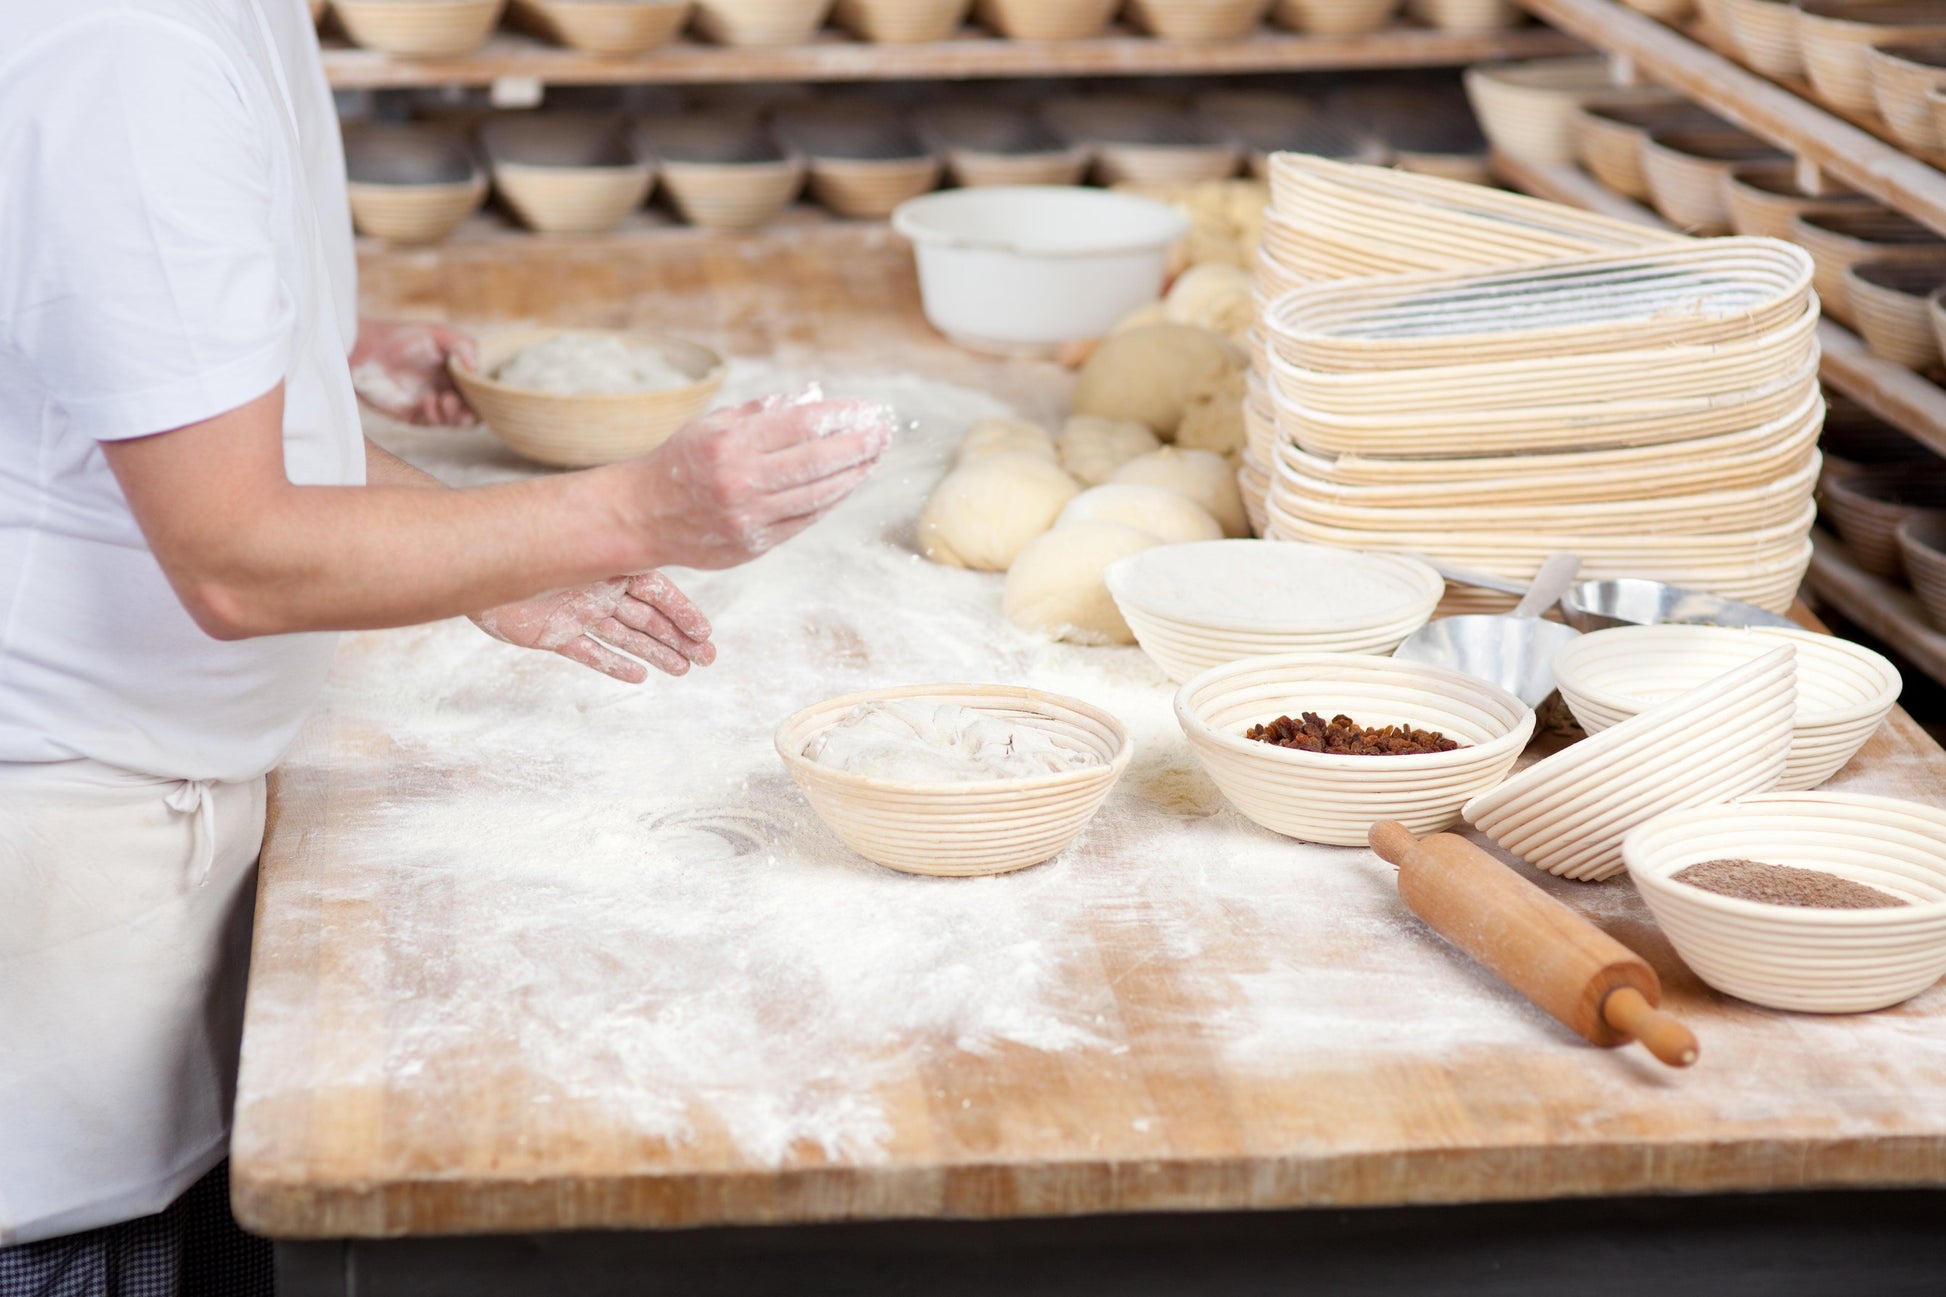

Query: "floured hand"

xmin=625 ymin=393 xmax=896 ymax=571
xmin=351 ymin=321 xmax=479 ymax=427
xmin=471 ymin=571 xmax=715 ymax=684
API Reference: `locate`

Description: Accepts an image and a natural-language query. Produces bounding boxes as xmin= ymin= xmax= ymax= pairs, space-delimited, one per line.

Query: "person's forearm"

xmin=364 ymin=436 xmax=446 ymax=489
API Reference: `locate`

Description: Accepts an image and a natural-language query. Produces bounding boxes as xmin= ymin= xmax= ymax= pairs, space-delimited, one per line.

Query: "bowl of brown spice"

xmin=1174 ymin=653 xmax=1534 ymax=846
xmin=1624 ymin=792 xmax=1946 ymax=1013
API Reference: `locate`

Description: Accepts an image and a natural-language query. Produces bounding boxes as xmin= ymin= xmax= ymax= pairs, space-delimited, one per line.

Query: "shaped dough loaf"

xmin=1071 ymin=324 xmax=1246 ymax=439
xmin=1003 ymin=521 xmax=1162 ymax=645
xmin=1164 ymin=263 xmax=1254 ymax=343
xmin=1055 ymin=415 xmax=1161 ymax=487
xmin=1111 ymin=446 xmax=1249 ymax=539
xmin=1057 ymin=484 xmax=1222 ymax=546
xmin=955 ymin=416 xmax=1057 ymax=465
xmin=918 ymin=452 xmax=1080 ymax=572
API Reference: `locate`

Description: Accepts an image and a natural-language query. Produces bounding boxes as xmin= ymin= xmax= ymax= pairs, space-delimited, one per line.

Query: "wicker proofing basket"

xmin=806 ymin=155 xmax=943 ymax=217
xmin=691 ymin=0 xmax=836 ymax=45
xmin=342 ymin=126 xmax=488 ymax=244
xmin=508 ymin=0 xmax=691 ymax=52
xmin=973 ymin=0 xmax=1120 ymax=38
xmin=1464 ymin=58 xmax=1673 ymax=169
xmin=1792 ymin=207 xmax=1946 ymax=327
xmin=1268 ymin=0 xmax=1401 ymax=34
xmin=333 ymin=0 xmax=508 ymax=56
xmin=449 ymin=328 xmax=726 ymax=468
xmin=1571 ymin=99 xmax=1714 ymax=200
xmin=1404 ymin=0 xmax=1524 ymax=30
xmin=1721 ymin=158 xmax=1869 ymax=240
xmin=1126 ymin=0 xmax=1274 ymax=39
xmin=945 ymin=145 xmax=1093 ymax=186
xmin=1818 ymin=463 xmax=1946 ymax=577
xmin=659 ymin=156 xmax=805 ymax=228
xmin=776 ymin=684 xmax=1133 ymax=877
xmin=1624 ymin=793 xmax=1946 ymax=1013
xmin=1639 ymin=129 xmax=1786 ymax=235
xmin=1796 ymin=1 xmax=1946 ymax=116
xmin=832 ymin=0 xmax=972 ymax=40
xmin=1846 ymin=260 xmax=1946 ymax=371
xmin=1897 ymin=513 xmax=1946 ymax=628
xmin=1867 ymin=41 xmax=1946 ymax=153
xmin=1720 ymin=0 xmax=1808 ymax=77
xmin=1619 ymin=0 xmax=1694 ymax=19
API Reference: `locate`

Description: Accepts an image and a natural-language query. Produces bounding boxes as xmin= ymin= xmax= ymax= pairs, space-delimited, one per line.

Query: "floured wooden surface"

xmin=233 ymin=226 xmax=1946 ymax=1239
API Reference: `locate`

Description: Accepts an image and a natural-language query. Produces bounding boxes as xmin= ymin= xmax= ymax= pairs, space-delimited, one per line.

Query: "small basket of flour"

xmin=776 ymin=684 xmax=1132 ymax=877
xmin=449 ymin=327 xmax=727 ymax=468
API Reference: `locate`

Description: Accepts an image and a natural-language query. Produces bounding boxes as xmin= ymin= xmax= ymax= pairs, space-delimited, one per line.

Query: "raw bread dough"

xmin=1111 ymin=446 xmax=1249 ymax=539
xmin=1110 ymin=301 xmax=1169 ymax=336
xmin=955 ymin=416 xmax=1057 ymax=465
xmin=1165 ymin=263 xmax=1254 ymax=342
xmin=918 ymin=452 xmax=1080 ymax=572
xmin=494 ymin=334 xmax=694 ymax=395
xmin=1055 ymin=415 xmax=1160 ymax=487
xmin=1071 ymin=324 xmax=1247 ymax=439
xmin=1003 ymin=521 xmax=1162 ymax=645
xmin=1175 ymin=381 xmax=1246 ymax=463
xmin=804 ymin=700 xmax=1100 ymax=782
xmin=1057 ymin=484 xmax=1222 ymax=546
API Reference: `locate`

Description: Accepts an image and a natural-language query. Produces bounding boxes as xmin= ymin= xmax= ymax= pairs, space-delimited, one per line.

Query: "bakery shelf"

xmin=1493 ymin=151 xmax=1946 ymax=465
xmin=1808 ymin=528 xmax=1946 ymax=689
xmin=320 ymin=24 xmax=1580 ymax=90
xmin=1515 ymin=0 xmax=1946 ymax=238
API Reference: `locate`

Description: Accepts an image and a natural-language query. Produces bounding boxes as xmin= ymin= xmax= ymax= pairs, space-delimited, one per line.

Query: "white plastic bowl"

xmin=776 ymin=684 xmax=1131 ymax=877
xmin=1175 ymin=653 xmax=1535 ymax=846
xmin=1625 ymin=792 xmax=1946 ymax=1012
xmin=892 ymin=186 xmax=1191 ymax=356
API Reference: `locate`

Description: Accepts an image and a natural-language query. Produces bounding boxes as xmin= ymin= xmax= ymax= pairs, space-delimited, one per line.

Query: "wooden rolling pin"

xmin=1370 ymin=822 xmax=1699 ymax=1068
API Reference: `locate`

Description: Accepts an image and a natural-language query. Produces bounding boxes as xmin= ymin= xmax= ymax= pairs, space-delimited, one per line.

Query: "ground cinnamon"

xmin=1245 ymin=712 xmax=1461 ymax=756
xmin=1672 ymin=858 xmax=1908 ymax=910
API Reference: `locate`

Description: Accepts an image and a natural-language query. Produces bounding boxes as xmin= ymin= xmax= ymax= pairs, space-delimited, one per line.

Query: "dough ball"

xmin=1003 ymin=522 xmax=1162 ymax=645
xmin=955 ymin=416 xmax=1056 ymax=465
xmin=1057 ymin=484 xmax=1222 ymax=546
xmin=1111 ymin=300 xmax=1169 ymax=336
xmin=1055 ymin=415 xmax=1161 ymax=487
xmin=918 ymin=452 xmax=1080 ymax=572
xmin=1111 ymin=446 xmax=1249 ymax=538
xmin=1071 ymin=324 xmax=1247 ymax=439
xmin=1165 ymin=263 xmax=1255 ymax=342
xmin=1175 ymin=382 xmax=1247 ymax=463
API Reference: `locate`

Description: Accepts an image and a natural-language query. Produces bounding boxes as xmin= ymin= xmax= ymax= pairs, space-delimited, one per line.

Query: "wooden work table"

xmin=237 ymin=226 xmax=1946 ymax=1296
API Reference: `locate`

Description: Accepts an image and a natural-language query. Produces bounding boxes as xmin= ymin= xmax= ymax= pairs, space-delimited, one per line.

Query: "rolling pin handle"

xmin=1369 ymin=820 xmax=1419 ymax=868
xmin=1602 ymin=987 xmax=1700 ymax=1069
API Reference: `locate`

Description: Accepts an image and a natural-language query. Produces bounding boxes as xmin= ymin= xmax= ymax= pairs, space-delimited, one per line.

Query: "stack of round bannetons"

xmin=1104 ymin=540 xmax=1444 ymax=682
xmin=1251 ymin=196 xmax=1822 ymax=616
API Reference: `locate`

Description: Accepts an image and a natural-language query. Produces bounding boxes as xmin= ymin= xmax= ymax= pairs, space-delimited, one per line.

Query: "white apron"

xmin=0 ymin=762 xmax=266 ymax=1245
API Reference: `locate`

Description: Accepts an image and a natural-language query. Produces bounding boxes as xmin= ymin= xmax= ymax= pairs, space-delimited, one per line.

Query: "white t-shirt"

xmin=0 ymin=0 xmax=365 ymax=784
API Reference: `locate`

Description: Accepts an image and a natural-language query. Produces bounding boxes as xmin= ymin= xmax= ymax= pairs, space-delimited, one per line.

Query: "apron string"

xmin=163 ymin=780 xmax=218 ymax=888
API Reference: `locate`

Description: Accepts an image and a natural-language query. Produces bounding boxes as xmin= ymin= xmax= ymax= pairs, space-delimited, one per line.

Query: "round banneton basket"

xmin=1175 ymin=653 xmax=1534 ymax=846
xmin=691 ymin=0 xmax=836 ymax=46
xmin=508 ymin=0 xmax=692 ymax=54
xmin=343 ymin=126 xmax=488 ymax=245
xmin=1721 ymin=159 xmax=1868 ymax=242
xmin=973 ymin=0 xmax=1120 ymax=39
xmin=775 ymin=685 xmax=1132 ymax=877
xmin=1463 ymin=647 xmax=1797 ymax=882
xmin=1550 ymin=625 xmax=1901 ymax=792
xmin=1719 ymin=0 xmax=1807 ymax=79
xmin=1269 ymin=0 xmax=1402 ymax=34
xmin=1797 ymin=1 xmax=1946 ymax=117
xmin=1624 ymin=793 xmax=1946 ymax=1013
xmin=333 ymin=0 xmax=508 ymax=57
xmin=832 ymin=0 xmax=972 ymax=40
xmin=1125 ymin=0 xmax=1274 ymax=40
xmin=1640 ymin=129 xmax=1787 ymax=235
xmin=449 ymin=328 xmax=725 ymax=468
xmin=1464 ymin=57 xmax=1673 ymax=169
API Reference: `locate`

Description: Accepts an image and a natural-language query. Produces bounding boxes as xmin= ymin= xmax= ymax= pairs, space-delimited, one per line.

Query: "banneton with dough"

xmin=803 ymin=700 xmax=1105 ymax=783
xmin=495 ymin=333 xmax=698 ymax=395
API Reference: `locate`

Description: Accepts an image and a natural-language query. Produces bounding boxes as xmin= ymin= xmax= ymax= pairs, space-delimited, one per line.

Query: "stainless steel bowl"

xmin=1560 ymin=579 xmax=1799 ymax=633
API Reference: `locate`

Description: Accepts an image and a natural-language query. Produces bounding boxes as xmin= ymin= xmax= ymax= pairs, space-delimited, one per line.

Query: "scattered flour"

xmin=495 ymin=333 xmax=696 ymax=394
xmin=804 ymin=700 xmax=1103 ymax=782
xmin=243 ymin=360 xmax=1946 ymax=1180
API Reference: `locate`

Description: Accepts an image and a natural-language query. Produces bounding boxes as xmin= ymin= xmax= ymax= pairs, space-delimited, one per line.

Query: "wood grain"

xmin=318 ymin=23 xmax=1580 ymax=88
xmin=233 ymin=224 xmax=1946 ymax=1241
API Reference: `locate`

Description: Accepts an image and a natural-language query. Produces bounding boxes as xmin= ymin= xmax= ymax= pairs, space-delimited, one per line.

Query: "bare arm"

xmin=102 ymin=383 xmax=891 ymax=642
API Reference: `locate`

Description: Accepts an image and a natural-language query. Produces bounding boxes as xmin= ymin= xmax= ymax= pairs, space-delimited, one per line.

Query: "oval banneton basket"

xmin=776 ymin=685 xmax=1132 ymax=877
xmin=449 ymin=328 xmax=726 ymax=468
xmin=1623 ymin=792 xmax=1946 ymax=1013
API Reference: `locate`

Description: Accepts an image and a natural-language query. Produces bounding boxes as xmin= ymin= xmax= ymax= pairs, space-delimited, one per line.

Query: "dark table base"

xmin=278 ymin=1189 xmax=1946 ymax=1297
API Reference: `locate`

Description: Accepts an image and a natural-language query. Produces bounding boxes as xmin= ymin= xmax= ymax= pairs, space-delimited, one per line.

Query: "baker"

xmin=0 ymin=1 xmax=891 ymax=1290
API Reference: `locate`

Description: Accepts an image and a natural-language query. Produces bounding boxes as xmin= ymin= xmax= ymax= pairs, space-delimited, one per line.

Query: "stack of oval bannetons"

xmin=1245 ymin=156 xmax=1823 ymax=616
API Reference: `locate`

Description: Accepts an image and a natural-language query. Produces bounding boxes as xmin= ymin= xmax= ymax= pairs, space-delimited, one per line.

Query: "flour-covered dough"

xmin=1111 ymin=446 xmax=1249 ymax=538
xmin=1003 ymin=521 xmax=1162 ymax=645
xmin=1055 ymin=415 xmax=1161 ymax=487
xmin=1058 ymin=484 xmax=1222 ymax=546
xmin=955 ymin=416 xmax=1057 ymax=465
xmin=1175 ymin=382 xmax=1246 ymax=463
xmin=1071 ymin=324 xmax=1247 ymax=439
xmin=494 ymin=334 xmax=695 ymax=395
xmin=918 ymin=452 xmax=1080 ymax=571
xmin=804 ymin=700 xmax=1100 ymax=783
xmin=1165 ymin=263 xmax=1254 ymax=342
